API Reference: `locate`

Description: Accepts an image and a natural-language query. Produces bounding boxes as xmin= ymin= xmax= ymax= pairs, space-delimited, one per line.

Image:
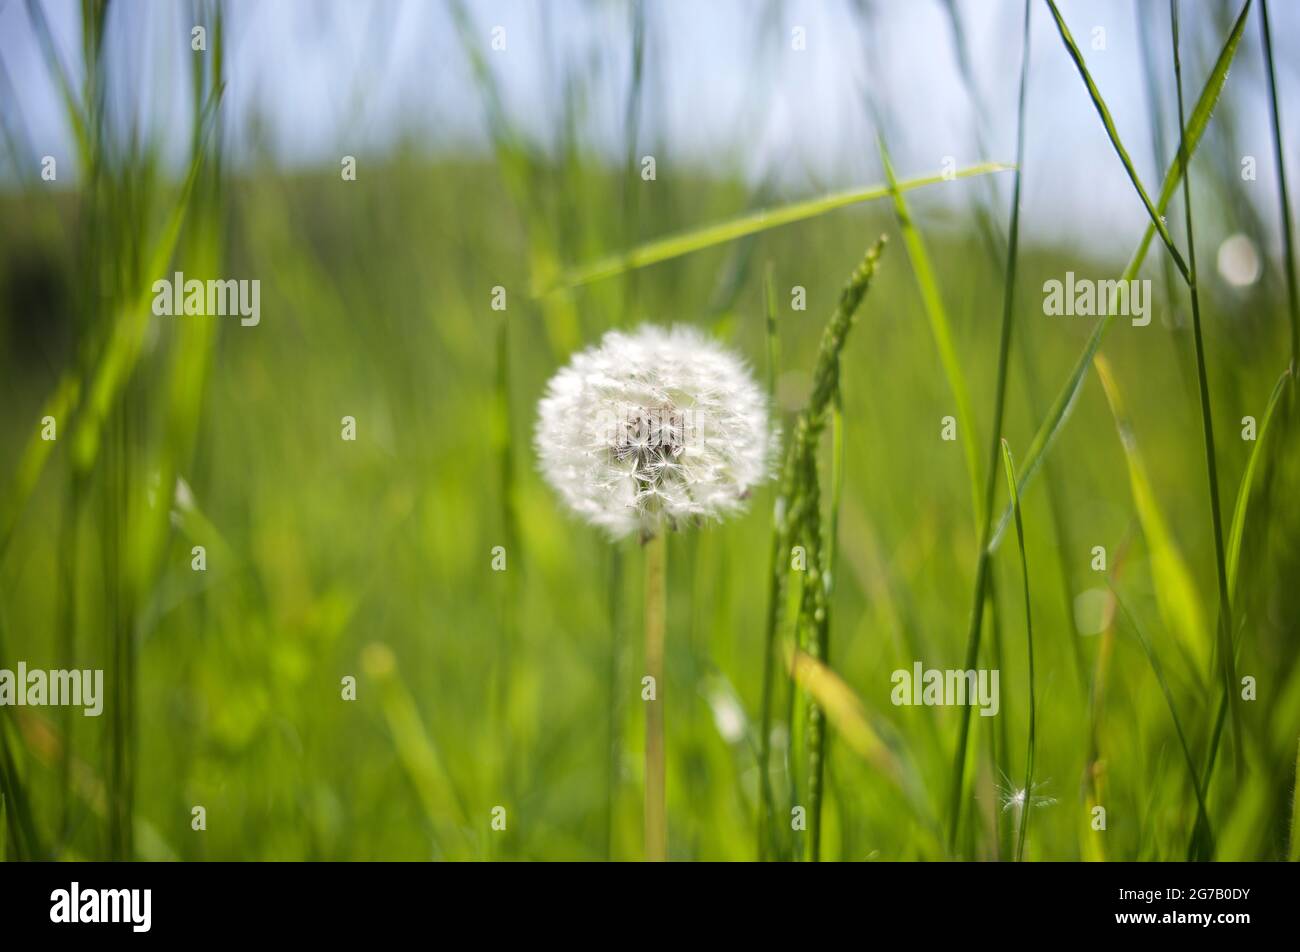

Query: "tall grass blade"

xmin=1170 ymin=0 xmax=1241 ymax=772
xmin=945 ymin=0 xmax=1031 ymax=853
xmin=878 ymin=135 xmax=982 ymax=523
xmin=999 ymin=440 xmax=1037 ymax=862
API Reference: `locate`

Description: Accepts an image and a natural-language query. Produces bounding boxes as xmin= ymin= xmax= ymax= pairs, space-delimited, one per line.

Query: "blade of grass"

xmin=1226 ymin=367 xmax=1292 ymax=590
xmin=542 ymin=164 xmax=1008 ymax=294
xmin=787 ymin=647 xmax=898 ymax=779
xmin=1170 ymin=0 xmax=1241 ymax=774
xmin=1043 ymin=0 xmax=1189 ymax=283
xmin=999 ymin=440 xmax=1037 ymax=861
xmin=878 ymin=135 xmax=982 ymax=524
xmin=945 ymin=0 xmax=1031 ymax=853
xmin=988 ymin=0 xmax=1253 ymax=553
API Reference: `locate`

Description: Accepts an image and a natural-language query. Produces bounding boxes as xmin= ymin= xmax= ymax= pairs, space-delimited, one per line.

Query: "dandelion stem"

xmin=644 ymin=530 xmax=668 ymax=861
xmin=757 ymin=263 xmax=781 ymax=861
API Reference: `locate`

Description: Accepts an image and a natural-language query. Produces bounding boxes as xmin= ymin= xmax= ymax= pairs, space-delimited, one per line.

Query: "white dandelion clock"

xmin=535 ymin=324 xmax=776 ymax=540
xmin=534 ymin=322 xmax=776 ymax=862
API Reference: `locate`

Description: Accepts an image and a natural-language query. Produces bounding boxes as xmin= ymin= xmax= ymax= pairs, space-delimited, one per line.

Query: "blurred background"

xmin=1 ymin=0 xmax=1297 ymax=860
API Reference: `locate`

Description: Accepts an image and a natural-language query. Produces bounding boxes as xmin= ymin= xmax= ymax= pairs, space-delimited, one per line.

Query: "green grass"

xmin=999 ymin=439 xmax=1036 ymax=862
xmin=0 ymin=1 xmax=1297 ymax=863
xmin=1171 ymin=0 xmax=1241 ymax=779
xmin=943 ymin=0 xmax=1032 ymax=852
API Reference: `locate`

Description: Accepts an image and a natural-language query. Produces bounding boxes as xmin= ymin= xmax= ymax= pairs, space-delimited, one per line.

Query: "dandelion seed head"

xmin=535 ymin=324 xmax=777 ymax=539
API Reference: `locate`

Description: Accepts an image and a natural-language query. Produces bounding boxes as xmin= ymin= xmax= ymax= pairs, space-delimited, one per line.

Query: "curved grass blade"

xmin=1043 ymin=0 xmax=1189 ymax=283
xmin=787 ymin=645 xmax=938 ymax=839
xmin=1226 ymin=367 xmax=1292 ymax=593
xmin=541 ymin=163 xmax=1010 ymax=294
xmin=878 ymin=136 xmax=982 ymax=524
xmin=999 ymin=440 xmax=1037 ymax=861
xmin=788 ymin=646 xmax=898 ymax=778
xmin=988 ymin=0 xmax=1253 ymax=553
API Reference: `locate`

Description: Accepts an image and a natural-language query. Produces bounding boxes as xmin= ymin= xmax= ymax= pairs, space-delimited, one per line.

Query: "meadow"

xmin=0 ymin=0 xmax=1298 ymax=862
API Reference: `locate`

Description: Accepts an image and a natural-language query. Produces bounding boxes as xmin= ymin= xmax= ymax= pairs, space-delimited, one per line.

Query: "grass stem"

xmin=1170 ymin=0 xmax=1241 ymax=773
xmin=1000 ymin=440 xmax=1036 ymax=862
xmin=946 ymin=0 xmax=1032 ymax=853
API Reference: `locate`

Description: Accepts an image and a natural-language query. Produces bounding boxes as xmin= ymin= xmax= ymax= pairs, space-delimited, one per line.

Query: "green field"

xmin=1 ymin=0 xmax=1298 ymax=862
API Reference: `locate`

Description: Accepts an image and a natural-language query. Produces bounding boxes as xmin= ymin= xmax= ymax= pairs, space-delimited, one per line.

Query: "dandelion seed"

xmin=997 ymin=774 xmax=1057 ymax=814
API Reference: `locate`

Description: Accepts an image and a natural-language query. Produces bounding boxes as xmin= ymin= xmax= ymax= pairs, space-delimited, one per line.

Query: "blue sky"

xmin=2 ymin=0 xmax=1295 ymax=256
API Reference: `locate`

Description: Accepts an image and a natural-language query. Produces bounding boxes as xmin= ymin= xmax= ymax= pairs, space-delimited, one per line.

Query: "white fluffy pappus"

xmin=535 ymin=324 xmax=777 ymax=539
